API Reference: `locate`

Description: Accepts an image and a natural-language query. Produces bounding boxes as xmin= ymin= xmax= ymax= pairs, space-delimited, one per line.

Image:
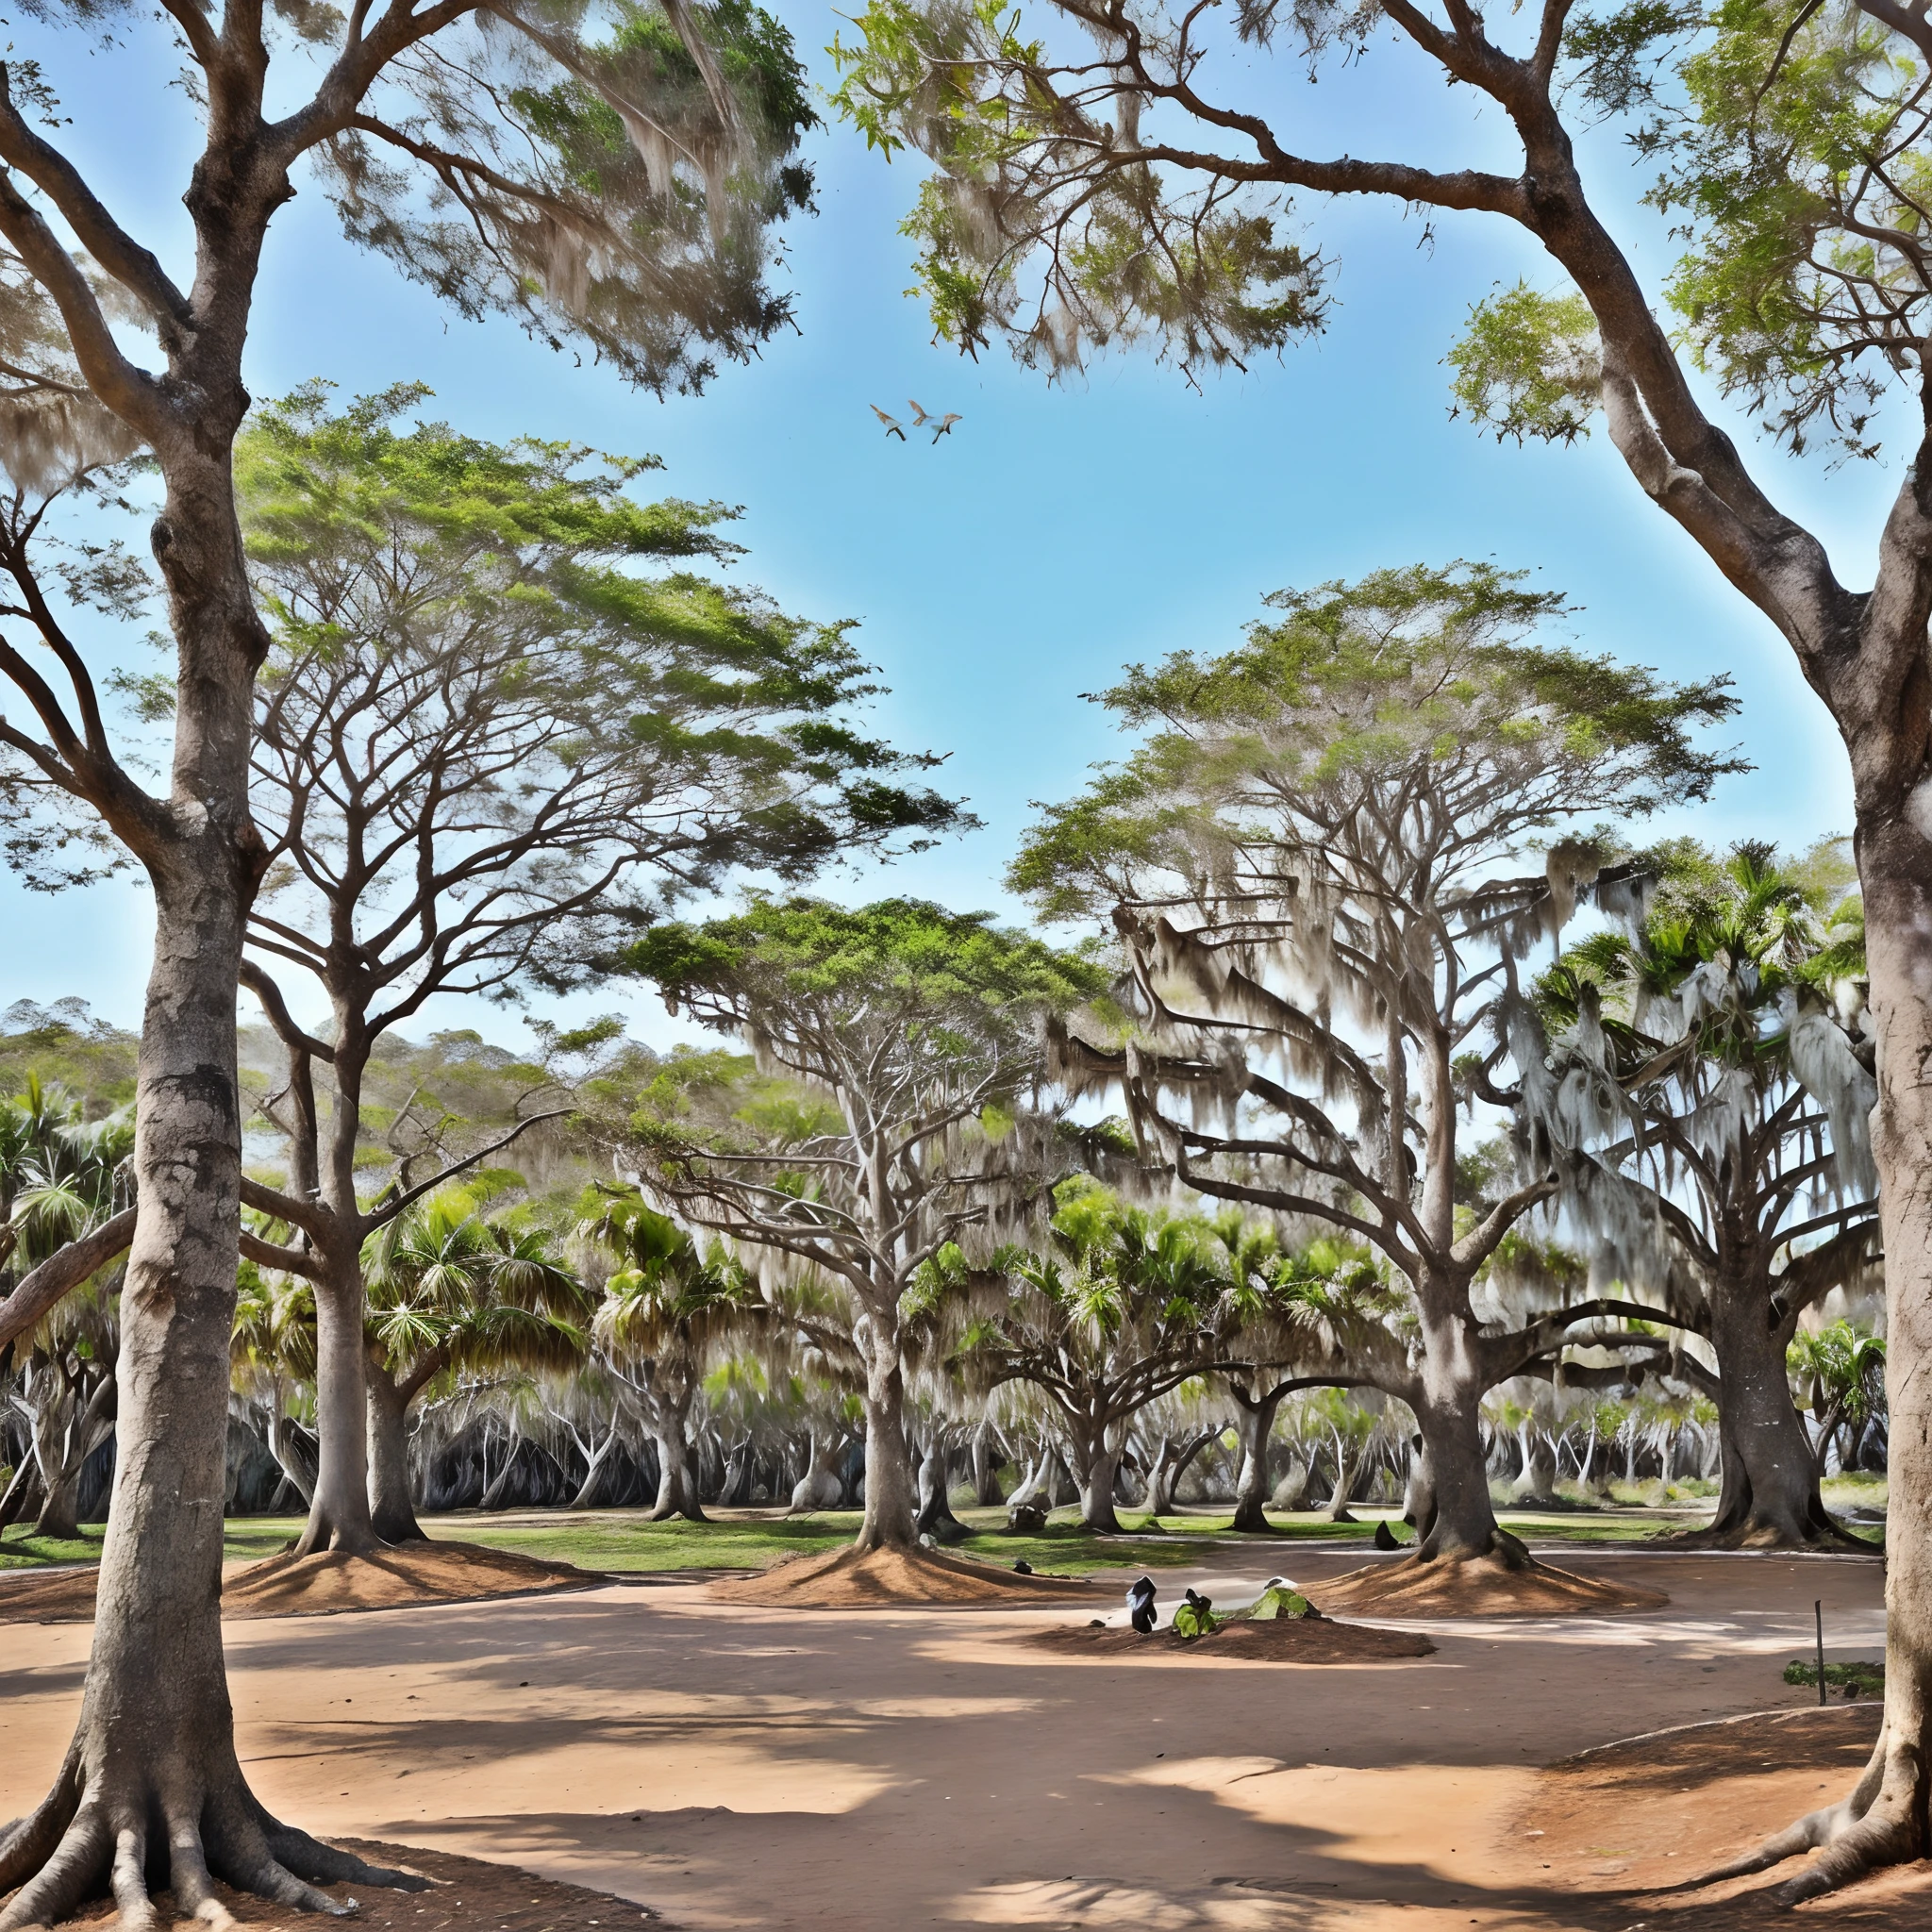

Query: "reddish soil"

xmin=1024 ymin=1612 xmax=1436 ymax=1662
xmin=1512 ymin=1705 xmax=1932 ymax=1927
xmin=0 ymin=1541 xmax=595 ymax=1624
xmin=1315 ymin=1547 xmax=1670 ymax=1616
xmin=51 ymin=1839 xmax=654 ymax=1930
xmin=706 ymin=1541 xmax=1100 ymax=1607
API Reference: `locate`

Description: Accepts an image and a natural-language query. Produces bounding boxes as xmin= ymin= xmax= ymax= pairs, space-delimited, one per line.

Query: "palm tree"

xmin=359 ymin=1189 xmax=591 ymax=1542
xmin=1527 ymin=840 xmax=1882 ymax=1547
xmin=1789 ymin=1323 xmax=1889 ymax=1482
xmin=579 ymin=1189 xmax=760 ymax=1523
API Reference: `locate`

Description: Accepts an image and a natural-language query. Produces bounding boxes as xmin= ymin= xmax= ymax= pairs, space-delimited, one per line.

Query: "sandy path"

xmin=0 ymin=1547 xmax=1907 ymax=1929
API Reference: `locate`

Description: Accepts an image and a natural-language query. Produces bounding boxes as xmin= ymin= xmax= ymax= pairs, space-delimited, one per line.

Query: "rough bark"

xmin=1229 ymin=1385 xmax=1285 ymax=1533
xmin=854 ymin=1313 xmax=918 ymax=1551
xmin=971 ymin=1422 xmax=1004 ymax=1506
xmin=914 ymin=1433 xmax=968 ymax=1542
xmin=1706 ymin=822 xmax=1932 ymax=1897
xmin=365 ymin=1357 xmax=425 ymax=1544
xmin=1693 ymin=1285 xmax=1863 ymax=1550
xmin=1070 ymin=1424 xmax=1124 ymax=1534
xmin=644 ymin=1393 xmax=706 ymax=1523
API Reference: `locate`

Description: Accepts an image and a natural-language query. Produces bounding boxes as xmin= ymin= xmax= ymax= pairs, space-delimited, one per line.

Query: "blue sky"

xmin=0 ymin=8 xmax=1882 ymax=1046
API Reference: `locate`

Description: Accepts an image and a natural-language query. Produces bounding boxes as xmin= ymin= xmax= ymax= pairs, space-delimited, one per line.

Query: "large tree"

xmin=1014 ymin=564 xmax=1732 ymax=1599
xmin=0 ymin=0 xmax=821 ymax=1915
xmin=223 ymin=385 xmax=958 ymax=1559
xmin=621 ymin=897 xmax=1106 ymax=1553
xmin=833 ymin=0 xmax=1932 ymax=1884
xmin=1524 ymin=840 xmax=1881 ymax=1548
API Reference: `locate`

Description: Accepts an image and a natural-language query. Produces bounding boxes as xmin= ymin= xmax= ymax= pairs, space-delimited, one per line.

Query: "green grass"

xmin=0 ymin=1524 xmax=103 ymax=1570
xmin=5 ymin=1489 xmax=1864 ymax=1579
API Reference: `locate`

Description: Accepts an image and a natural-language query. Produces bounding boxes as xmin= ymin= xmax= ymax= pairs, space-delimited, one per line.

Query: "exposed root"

xmin=1687 ymin=1724 xmax=1925 ymax=1904
xmin=0 ymin=1759 xmax=425 ymax=1929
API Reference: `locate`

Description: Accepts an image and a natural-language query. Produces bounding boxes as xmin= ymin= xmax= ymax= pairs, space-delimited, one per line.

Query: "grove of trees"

xmin=0 ymin=0 xmax=1920 ymax=1917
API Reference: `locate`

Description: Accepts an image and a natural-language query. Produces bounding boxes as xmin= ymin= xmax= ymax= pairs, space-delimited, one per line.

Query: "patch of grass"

xmin=429 ymin=1512 xmax=855 ymax=1572
xmin=1785 ymin=1657 xmax=1885 ymax=1697
xmin=0 ymin=1524 xmax=103 ymax=1570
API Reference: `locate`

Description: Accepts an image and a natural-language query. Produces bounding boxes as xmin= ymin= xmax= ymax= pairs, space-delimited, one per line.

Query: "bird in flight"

xmin=908 ymin=400 xmax=964 ymax=442
xmin=870 ymin=405 xmax=907 ymax=441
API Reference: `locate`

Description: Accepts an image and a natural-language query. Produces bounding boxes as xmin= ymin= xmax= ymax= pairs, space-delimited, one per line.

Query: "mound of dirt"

xmin=708 ymin=1542 xmax=1100 ymax=1607
xmin=1314 ymin=1549 xmax=1668 ymax=1617
xmin=0 ymin=1541 xmax=598 ymax=1624
xmin=50 ymin=1837 xmax=652 ymax=1930
xmin=223 ymin=1541 xmax=597 ymax=1618
xmin=1026 ymin=1614 xmax=1435 ymax=1663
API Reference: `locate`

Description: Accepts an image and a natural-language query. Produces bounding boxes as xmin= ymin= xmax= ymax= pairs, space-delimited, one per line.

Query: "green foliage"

xmin=1789 ymin=1320 xmax=1887 ymax=1426
xmin=1643 ymin=0 xmax=1932 ymax=455
xmin=1448 ymin=283 xmax=1604 ymax=443
xmin=1243 ymin=1584 xmax=1317 ymax=1620
xmin=325 ymin=0 xmax=819 ymax=395
xmin=362 ymin=1188 xmax=594 ymax=1382
xmin=1784 ymin=1657 xmax=1885 ymax=1694
xmin=830 ymin=0 xmax=1324 ymax=373
xmin=239 ymin=384 xmax=963 ymax=965
xmin=1011 ymin=562 xmax=1740 ymax=924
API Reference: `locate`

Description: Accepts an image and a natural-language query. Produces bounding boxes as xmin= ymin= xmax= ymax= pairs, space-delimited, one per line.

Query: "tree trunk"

xmin=293 ymin=1253 xmax=378 ymax=1555
xmin=1695 ymin=1283 xmax=1859 ymax=1549
xmin=915 ymin=1433 xmax=968 ymax=1542
xmin=366 ymin=1357 xmax=425 ymax=1543
xmin=1073 ymin=1424 xmax=1124 ymax=1533
xmin=1511 ymin=1424 xmax=1558 ymax=1505
xmin=0 ymin=850 xmax=410 ymax=1922
xmin=853 ymin=1311 xmax=917 ymax=1552
xmin=1229 ymin=1388 xmax=1284 ymax=1533
xmin=644 ymin=1383 xmax=706 ymax=1524
xmin=1707 ymin=817 xmax=1932 ymax=1896
xmin=293 ymin=1028 xmax=379 ymax=1557
xmin=1326 ymin=1432 xmax=1365 ymax=1523
xmin=1402 ymin=1433 xmax=1438 ymax=1538
xmin=567 ymin=1424 xmax=618 ymax=1511
xmin=971 ymin=1422 xmax=1004 ymax=1506
xmin=1410 ymin=1301 xmax=1518 ymax=1564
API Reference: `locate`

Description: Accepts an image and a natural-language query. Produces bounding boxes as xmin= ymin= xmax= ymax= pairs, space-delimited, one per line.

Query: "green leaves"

xmin=1641 ymin=0 xmax=1932 ymax=456
xmin=1448 ymin=284 xmax=1604 ymax=444
xmin=1011 ymin=562 xmax=1740 ymax=924
xmin=625 ymin=896 xmax=1107 ymax=1043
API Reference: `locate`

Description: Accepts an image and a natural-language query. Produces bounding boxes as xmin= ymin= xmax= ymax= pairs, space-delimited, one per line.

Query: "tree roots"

xmin=0 ymin=1756 xmax=427 ymax=1929
xmin=1690 ymin=1724 xmax=1924 ymax=1904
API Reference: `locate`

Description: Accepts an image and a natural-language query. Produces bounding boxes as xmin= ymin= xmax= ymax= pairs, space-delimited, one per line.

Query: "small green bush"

xmin=1785 ymin=1658 xmax=1885 ymax=1698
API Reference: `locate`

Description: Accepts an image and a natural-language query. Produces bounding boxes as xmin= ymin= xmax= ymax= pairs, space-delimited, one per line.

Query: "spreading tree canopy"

xmin=1017 ymin=563 xmax=1734 ymax=1585
xmin=621 ymin=895 xmax=1107 ymax=1551
xmin=830 ymin=0 xmax=1932 ymax=1873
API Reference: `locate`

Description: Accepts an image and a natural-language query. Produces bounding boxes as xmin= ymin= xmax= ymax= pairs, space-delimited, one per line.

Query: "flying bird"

xmin=870 ymin=405 xmax=907 ymax=441
xmin=927 ymin=412 xmax=962 ymax=443
xmin=908 ymin=398 xmax=932 ymax=425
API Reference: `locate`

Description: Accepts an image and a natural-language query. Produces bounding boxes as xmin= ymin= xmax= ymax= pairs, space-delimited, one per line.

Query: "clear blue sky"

xmin=0 ymin=9 xmax=1882 ymax=1046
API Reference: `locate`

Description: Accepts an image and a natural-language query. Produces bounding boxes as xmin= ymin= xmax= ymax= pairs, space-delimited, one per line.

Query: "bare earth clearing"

xmin=2 ymin=1545 xmax=1921 ymax=1929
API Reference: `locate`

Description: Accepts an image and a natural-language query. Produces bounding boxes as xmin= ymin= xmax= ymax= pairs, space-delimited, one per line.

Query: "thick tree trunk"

xmin=1696 ymin=1284 xmax=1858 ymax=1549
xmin=1732 ymin=823 xmax=1932 ymax=1896
xmin=1326 ymin=1434 xmax=1365 ymax=1523
xmin=853 ymin=1314 xmax=917 ymax=1552
xmin=971 ymin=1422 xmax=1004 ymax=1506
xmin=366 ymin=1358 xmax=425 ymax=1543
xmin=0 ymin=858 xmax=411 ymax=1922
xmin=644 ymin=1389 xmax=706 ymax=1524
xmin=1410 ymin=1301 xmax=1517 ymax=1564
xmin=293 ymin=1259 xmax=378 ymax=1556
xmin=1510 ymin=1424 xmax=1558 ymax=1505
xmin=1229 ymin=1389 xmax=1283 ymax=1532
xmin=915 ymin=1433 xmax=968 ymax=1542
xmin=1073 ymin=1426 xmax=1124 ymax=1533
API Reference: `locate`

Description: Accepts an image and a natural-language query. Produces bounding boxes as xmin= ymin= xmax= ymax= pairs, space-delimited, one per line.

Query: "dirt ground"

xmin=2 ymin=1543 xmax=1921 ymax=1930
